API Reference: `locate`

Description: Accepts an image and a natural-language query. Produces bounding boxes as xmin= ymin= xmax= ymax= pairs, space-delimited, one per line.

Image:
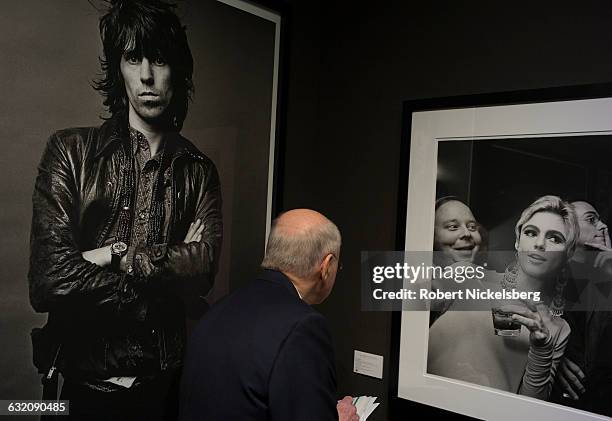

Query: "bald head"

xmin=274 ymin=209 xmax=331 ymax=236
xmin=262 ymin=209 xmax=341 ymax=279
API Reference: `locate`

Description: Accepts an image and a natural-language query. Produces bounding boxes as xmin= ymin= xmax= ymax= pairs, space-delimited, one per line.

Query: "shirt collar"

xmin=129 ymin=126 xmax=165 ymax=161
xmin=95 ymin=113 xmax=199 ymax=162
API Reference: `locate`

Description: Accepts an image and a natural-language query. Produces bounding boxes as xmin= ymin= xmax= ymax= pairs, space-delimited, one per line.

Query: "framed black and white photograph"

xmin=1 ymin=0 xmax=287 ymax=408
xmin=391 ymin=84 xmax=612 ymax=421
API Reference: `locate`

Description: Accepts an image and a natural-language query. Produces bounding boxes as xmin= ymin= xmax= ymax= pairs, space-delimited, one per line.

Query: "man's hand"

xmin=588 ymin=241 xmax=612 ymax=264
xmin=82 ymin=245 xmax=112 ymax=267
xmin=184 ymin=219 xmax=204 ymax=243
xmin=555 ymin=356 xmax=586 ymax=400
xmin=337 ymin=396 xmax=359 ymax=421
xmin=585 ymin=242 xmax=612 ymax=276
xmin=82 ymin=246 xmax=130 ymax=272
xmin=594 ymin=250 xmax=612 ymax=276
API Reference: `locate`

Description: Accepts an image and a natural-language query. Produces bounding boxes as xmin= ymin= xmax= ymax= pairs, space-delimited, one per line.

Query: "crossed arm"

xmin=81 ymin=219 xmax=206 ymax=270
xmin=28 ymin=134 xmax=222 ymax=315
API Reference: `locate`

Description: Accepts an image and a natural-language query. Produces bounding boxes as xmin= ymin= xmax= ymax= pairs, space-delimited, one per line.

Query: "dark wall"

xmin=280 ymin=2 xmax=612 ymax=420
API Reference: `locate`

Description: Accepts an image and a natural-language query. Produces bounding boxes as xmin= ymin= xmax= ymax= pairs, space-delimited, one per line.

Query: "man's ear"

xmin=320 ymin=253 xmax=334 ymax=281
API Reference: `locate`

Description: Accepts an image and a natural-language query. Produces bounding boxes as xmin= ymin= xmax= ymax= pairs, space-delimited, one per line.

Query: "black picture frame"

xmin=389 ymin=82 xmax=612 ymax=421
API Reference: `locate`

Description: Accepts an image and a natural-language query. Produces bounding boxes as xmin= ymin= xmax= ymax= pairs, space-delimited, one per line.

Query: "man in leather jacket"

xmin=28 ymin=1 xmax=222 ymax=419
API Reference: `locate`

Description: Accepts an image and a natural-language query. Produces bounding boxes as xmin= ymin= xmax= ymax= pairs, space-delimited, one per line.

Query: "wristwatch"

xmin=110 ymin=241 xmax=128 ymax=271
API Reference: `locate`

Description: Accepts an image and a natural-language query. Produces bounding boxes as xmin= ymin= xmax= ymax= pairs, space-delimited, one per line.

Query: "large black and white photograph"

xmin=1 ymin=0 xmax=282 ymax=418
xmin=395 ymin=89 xmax=612 ymax=421
xmin=428 ymin=136 xmax=612 ymax=416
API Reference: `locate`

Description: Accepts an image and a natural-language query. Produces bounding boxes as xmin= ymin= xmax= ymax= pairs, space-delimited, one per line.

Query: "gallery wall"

xmin=4 ymin=1 xmax=612 ymax=420
xmin=280 ymin=2 xmax=612 ymax=420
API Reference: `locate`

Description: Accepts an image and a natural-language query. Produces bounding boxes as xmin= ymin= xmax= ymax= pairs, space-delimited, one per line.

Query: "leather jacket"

xmin=28 ymin=114 xmax=222 ymax=380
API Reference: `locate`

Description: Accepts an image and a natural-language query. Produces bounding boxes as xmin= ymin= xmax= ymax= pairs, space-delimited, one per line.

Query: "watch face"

xmin=112 ymin=241 xmax=128 ymax=254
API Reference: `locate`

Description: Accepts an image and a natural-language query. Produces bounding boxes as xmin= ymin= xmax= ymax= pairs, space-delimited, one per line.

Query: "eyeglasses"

xmin=331 ymin=254 xmax=343 ymax=272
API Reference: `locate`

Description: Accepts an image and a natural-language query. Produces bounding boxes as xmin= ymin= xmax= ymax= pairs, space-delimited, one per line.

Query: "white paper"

xmin=352 ymin=396 xmax=379 ymax=421
xmin=353 ymin=350 xmax=383 ymax=379
xmin=104 ymin=376 xmax=137 ymax=388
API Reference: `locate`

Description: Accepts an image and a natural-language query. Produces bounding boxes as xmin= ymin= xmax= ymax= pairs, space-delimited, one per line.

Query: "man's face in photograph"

xmin=120 ymin=50 xmax=174 ymax=123
xmin=573 ymin=201 xmax=609 ymax=249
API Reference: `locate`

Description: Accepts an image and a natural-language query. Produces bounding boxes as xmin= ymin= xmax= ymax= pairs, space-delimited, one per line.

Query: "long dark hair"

xmin=93 ymin=0 xmax=194 ymax=129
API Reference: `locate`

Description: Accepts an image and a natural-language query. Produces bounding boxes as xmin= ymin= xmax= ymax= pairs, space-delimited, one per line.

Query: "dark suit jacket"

xmin=179 ymin=269 xmax=338 ymax=420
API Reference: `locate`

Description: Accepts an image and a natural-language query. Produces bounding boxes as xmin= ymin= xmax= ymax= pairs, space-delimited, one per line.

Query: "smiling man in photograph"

xmin=28 ymin=1 xmax=222 ymax=419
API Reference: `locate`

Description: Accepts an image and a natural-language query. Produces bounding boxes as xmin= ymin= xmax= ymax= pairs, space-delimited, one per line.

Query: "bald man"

xmin=179 ymin=209 xmax=358 ymax=421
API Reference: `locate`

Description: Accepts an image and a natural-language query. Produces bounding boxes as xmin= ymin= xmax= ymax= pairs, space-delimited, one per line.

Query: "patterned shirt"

xmin=104 ymin=127 xmax=172 ymax=275
xmin=94 ymin=127 xmax=173 ymax=392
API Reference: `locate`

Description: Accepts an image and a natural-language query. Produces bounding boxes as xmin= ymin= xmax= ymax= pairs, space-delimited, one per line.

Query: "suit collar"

xmin=258 ymin=269 xmax=301 ymax=299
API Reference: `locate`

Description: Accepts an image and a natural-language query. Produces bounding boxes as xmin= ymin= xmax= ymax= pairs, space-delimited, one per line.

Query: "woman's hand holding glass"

xmin=503 ymin=299 xmax=557 ymax=347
